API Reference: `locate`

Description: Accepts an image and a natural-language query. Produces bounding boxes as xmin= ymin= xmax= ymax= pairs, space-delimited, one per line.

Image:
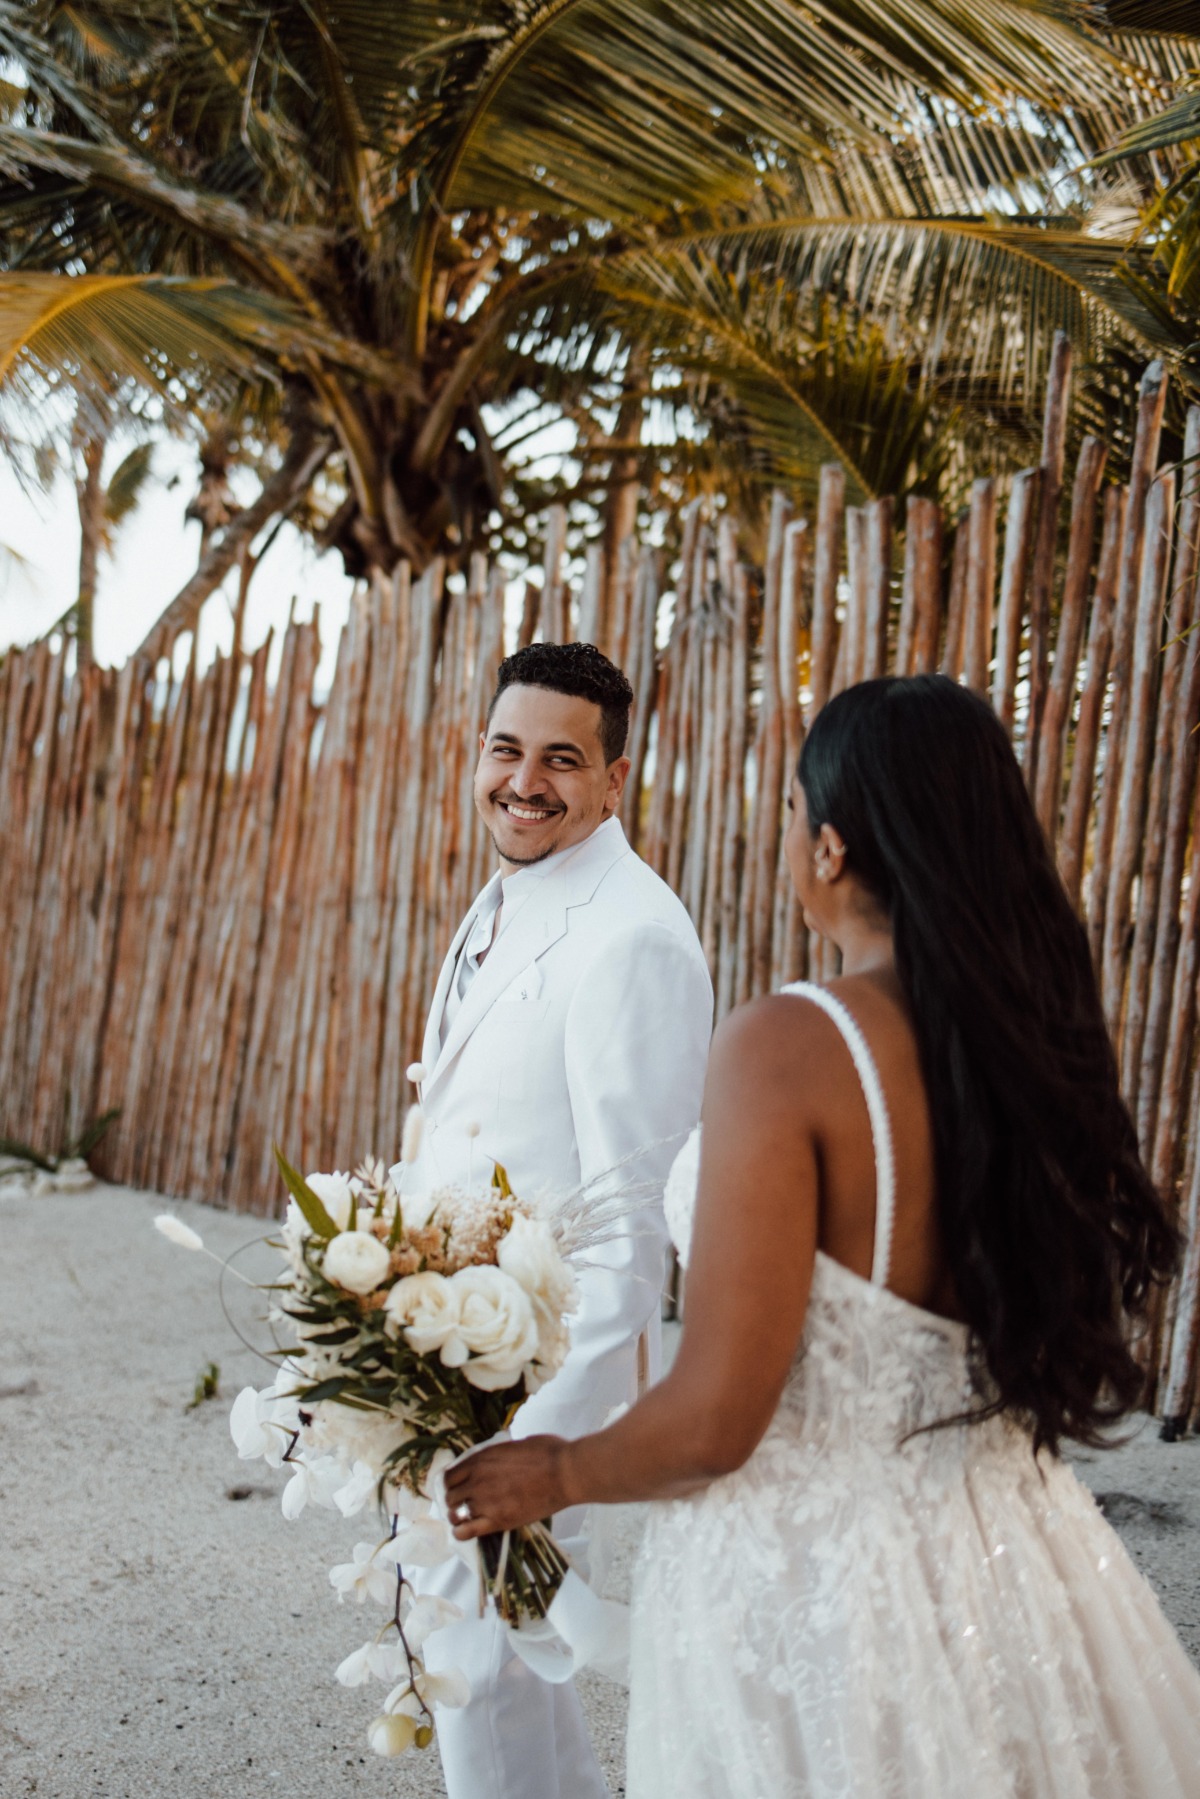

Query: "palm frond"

xmin=440 ymin=0 xmax=1126 ymax=225
xmin=0 ymin=273 xmax=306 ymax=413
xmin=1093 ymin=86 xmax=1200 ymax=162
xmin=1099 ymin=2 xmax=1200 ymax=32
xmin=645 ymin=216 xmax=1197 ymax=395
xmin=0 ymin=126 xmax=329 ymax=279
xmin=103 ymin=442 xmax=155 ymax=530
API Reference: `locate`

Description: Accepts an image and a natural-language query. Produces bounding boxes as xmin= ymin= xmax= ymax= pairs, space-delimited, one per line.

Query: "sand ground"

xmin=2 ymin=1180 xmax=1197 ymax=1799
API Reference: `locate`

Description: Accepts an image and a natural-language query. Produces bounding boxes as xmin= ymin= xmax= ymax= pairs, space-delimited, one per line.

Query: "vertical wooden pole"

xmin=1034 ymin=436 xmax=1107 ymax=839
xmin=1024 ymin=331 xmax=1072 ymax=782
xmin=1101 ymin=470 xmax=1174 ymax=1027
xmin=750 ymin=493 xmax=790 ymax=996
xmin=1125 ymin=416 xmax=1200 ymax=1115
xmin=1088 ymin=361 xmax=1168 ymax=965
xmin=1058 ymin=487 xmax=1125 ymax=909
xmin=862 ymin=497 xmax=893 ymax=683
xmin=991 ymin=468 xmax=1040 ymax=735
xmin=1139 ymin=408 xmax=1200 ymax=1155
xmin=809 ymin=465 xmax=844 ymax=716
xmin=841 ymin=505 xmax=869 ymax=690
xmin=962 ymin=478 xmax=997 ymax=697
xmin=940 ymin=513 xmax=970 ymax=680
xmin=898 ymin=496 xmax=943 ymax=676
xmin=717 ymin=556 xmax=750 ymax=1020
xmin=540 ymin=506 xmax=567 ymax=642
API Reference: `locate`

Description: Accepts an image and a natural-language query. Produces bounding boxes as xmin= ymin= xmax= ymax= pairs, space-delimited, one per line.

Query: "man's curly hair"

xmin=488 ymin=642 xmax=634 ymax=763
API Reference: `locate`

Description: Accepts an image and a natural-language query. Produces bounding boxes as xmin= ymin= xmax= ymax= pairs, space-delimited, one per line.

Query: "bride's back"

xmin=785 ymin=969 xmax=957 ymax=1322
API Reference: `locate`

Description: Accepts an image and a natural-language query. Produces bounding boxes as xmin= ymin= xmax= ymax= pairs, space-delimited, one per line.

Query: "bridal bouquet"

xmin=156 ymin=1101 xmax=588 ymax=1759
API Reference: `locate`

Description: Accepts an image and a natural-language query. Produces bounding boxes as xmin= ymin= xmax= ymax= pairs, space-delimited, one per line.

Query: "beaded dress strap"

xmin=781 ymin=980 xmax=896 ymax=1289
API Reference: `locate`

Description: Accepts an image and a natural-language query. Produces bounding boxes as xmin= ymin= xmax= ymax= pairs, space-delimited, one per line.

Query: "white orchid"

xmin=335 ymin=1639 xmax=410 ymax=1687
xmin=385 ymin=1665 xmax=470 ymax=1715
xmin=229 ymin=1384 xmax=296 ymax=1468
xmin=392 ymin=1515 xmax=456 ymax=1567
xmin=281 ymin=1451 xmax=343 ymax=1521
xmin=329 ymin=1538 xmax=405 ymax=1606
xmin=368 ymin=1710 xmax=421 ymax=1756
xmin=401 ymin=1593 xmax=464 ymax=1649
xmin=333 ymin=1459 xmax=379 ymax=1518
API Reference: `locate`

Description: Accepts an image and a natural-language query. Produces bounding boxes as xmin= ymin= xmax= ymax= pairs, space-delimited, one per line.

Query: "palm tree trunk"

xmin=75 ymin=434 xmax=106 ymax=667
xmin=136 ymin=429 xmax=331 ymax=664
xmin=601 ymin=362 xmax=646 ymax=644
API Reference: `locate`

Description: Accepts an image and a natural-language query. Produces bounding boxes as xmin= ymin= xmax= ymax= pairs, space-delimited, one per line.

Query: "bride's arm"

xmin=446 ymin=996 xmax=823 ymax=1534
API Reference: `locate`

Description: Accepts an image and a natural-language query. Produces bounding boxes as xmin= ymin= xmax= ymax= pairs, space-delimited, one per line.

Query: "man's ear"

xmin=479 ymin=729 xmax=487 ymax=752
xmin=605 ymin=756 xmax=633 ymax=813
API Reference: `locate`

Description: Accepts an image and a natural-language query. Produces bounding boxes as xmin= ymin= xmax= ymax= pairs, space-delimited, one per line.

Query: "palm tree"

xmin=1090 ymin=4 xmax=1200 ymax=317
xmin=0 ymin=1 xmax=1195 ymax=653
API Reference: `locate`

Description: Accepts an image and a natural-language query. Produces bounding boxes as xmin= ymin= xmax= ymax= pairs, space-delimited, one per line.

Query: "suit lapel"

xmin=422 ymin=875 xmax=499 ymax=1075
xmin=423 ymin=820 xmax=630 ymax=1099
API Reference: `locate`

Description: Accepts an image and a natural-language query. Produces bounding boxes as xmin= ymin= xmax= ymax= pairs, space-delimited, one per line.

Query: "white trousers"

xmin=419 ymin=1544 xmax=611 ymax=1799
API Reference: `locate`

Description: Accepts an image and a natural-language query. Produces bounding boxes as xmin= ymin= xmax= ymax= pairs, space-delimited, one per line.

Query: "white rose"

xmin=385 ymin=1272 xmax=465 ymax=1361
xmin=306 ymin=1170 xmax=357 ymax=1229
xmin=498 ymin=1215 xmax=578 ymax=1382
xmin=497 ymin=1215 xmax=577 ymax=1324
xmin=450 ymin=1265 xmax=540 ymax=1391
xmin=322 ymin=1229 xmax=390 ymax=1296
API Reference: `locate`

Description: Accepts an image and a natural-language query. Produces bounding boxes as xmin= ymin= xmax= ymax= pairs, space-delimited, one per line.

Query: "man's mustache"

xmin=491 ymin=791 xmax=566 ymax=815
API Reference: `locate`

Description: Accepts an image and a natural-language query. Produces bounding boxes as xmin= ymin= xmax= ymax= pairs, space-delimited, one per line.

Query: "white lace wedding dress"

xmin=626 ymin=982 xmax=1200 ymax=1798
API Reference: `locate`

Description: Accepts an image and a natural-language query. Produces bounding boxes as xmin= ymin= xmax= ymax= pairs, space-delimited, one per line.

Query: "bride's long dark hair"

xmin=798 ymin=675 xmax=1180 ymax=1454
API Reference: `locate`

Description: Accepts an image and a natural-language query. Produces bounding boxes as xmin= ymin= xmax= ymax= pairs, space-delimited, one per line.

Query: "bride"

xmin=445 ymin=673 xmax=1200 ymax=1796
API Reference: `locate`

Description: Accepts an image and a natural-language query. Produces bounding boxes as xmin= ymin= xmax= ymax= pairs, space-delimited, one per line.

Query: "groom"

xmin=397 ymin=641 xmax=712 ymax=1799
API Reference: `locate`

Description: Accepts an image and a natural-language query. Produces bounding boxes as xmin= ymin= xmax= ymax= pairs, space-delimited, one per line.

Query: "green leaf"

xmin=1093 ymin=90 xmax=1200 ymax=167
xmin=491 ymin=1160 xmax=514 ymax=1199
xmin=273 ymin=1144 xmax=339 ymax=1239
xmin=301 ymin=1324 xmax=362 ymax=1345
xmin=0 ymin=1135 xmax=55 ymax=1171
xmin=67 ymin=1107 xmax=121 ymax=1160
xmin=297 ymin=1376 xmax=353 ymax=1403
xmin=103 ymin=443 xmax=154 ymax=530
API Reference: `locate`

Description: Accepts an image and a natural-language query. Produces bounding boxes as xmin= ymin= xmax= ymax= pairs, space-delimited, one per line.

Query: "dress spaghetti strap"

xmin=781 ymin=980 xmax=896 ymax=1289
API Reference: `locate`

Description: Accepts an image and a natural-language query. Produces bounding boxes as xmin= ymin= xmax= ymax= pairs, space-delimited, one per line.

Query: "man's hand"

xmin=444 ymin=1435 xmax=572 ymax=1538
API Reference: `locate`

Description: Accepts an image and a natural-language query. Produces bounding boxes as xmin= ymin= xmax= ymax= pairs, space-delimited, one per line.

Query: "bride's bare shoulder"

xmin=707 ymin=991 xmax=851 ymax=1102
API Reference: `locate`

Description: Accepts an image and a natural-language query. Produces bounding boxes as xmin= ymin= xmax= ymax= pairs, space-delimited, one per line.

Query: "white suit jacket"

xmin=394 ymin=817 xmax=713 ymax=1442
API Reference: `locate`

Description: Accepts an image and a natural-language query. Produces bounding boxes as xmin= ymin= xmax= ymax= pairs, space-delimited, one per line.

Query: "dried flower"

xmin=406 ymin=1061 xmax=427 ymax=1085
xmin=154 ymin=1214 xmax=204 ymax=1252
xmin=401 ymin=1105 xmax=424 ymax=1164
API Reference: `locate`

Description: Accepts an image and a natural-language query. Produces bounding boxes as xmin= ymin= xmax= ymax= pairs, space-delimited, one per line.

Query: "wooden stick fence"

xmin=2 ymin=337 xmax=1200 ymax=1429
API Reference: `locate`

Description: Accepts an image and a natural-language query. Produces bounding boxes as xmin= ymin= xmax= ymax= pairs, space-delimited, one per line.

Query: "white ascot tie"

xmin=440 ymin=890 xmax=503 ymax=1046
xmin=436 ymin=832 xmax=604 ymax=1049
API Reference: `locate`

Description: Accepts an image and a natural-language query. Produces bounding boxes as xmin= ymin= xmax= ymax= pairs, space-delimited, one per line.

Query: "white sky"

xmin=0 ymin=412 xmax=588 ymax=682
xmin=0 ymin=436 xmax=359 ymax=686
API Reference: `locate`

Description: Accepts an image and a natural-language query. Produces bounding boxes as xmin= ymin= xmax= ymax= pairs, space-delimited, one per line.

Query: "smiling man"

xmin=396 ymin=641 xmax=713 ymax=1799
